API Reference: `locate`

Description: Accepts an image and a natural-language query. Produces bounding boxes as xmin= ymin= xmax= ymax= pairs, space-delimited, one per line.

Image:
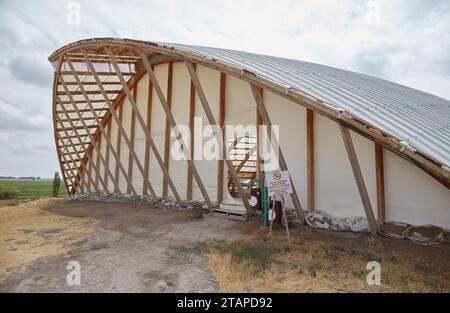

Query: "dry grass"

xmin=204 ymin=232 xmax=450 ymax=293
xmin=0 ymin=198 xmax=98 ymax=281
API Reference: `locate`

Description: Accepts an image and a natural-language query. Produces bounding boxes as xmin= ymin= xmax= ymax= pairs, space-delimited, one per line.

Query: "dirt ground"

xmin=1 ymin=198 xmax=449 ymax=292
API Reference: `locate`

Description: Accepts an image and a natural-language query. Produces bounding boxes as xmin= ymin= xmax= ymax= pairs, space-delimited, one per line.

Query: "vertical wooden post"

xmin=256 ymin=91 xmax=262 ymax=183
xmin=307 ymin=109 xmax=315 ymax=212
xmin=127 ymin=84 xmax=138 ymax=194
xmin=340 ymin=125 xmax=378 ymax=235
xmin=114 ymin=103 xmax=123 ymax=193
xmin=162 ymin=62 xmax=173 ymax=197
xmin=217 ymin=72 xmax=226 ymax=204
xmin=104 ymin=120 xmax=112 ymax=191
xmin=375 ymin=143 xmax=385 ymax=225
xmin=186 ymin=64 xmax=196 ymax=201
xmin=143 ymin=73 xmax=153 ymax=196
xmin=95 ymin=137 xmax=101 ymax=190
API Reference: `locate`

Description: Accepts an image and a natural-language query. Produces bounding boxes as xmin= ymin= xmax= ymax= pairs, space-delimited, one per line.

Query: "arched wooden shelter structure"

xmin=49 ymin=38 xmax=450 ymax=234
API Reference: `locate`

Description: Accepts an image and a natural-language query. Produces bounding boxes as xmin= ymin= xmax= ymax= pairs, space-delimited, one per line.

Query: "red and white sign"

xmin=266 ymin=170 xmax=292 ymax=196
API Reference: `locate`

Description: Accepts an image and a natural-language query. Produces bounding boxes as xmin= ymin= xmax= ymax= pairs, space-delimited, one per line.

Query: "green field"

xmin=0 ymin=179 xmax=68 ymax=197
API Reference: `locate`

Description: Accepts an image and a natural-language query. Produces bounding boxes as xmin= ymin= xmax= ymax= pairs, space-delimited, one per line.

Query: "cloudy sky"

xmin=0 ymin=0 xmax=449 ymax=178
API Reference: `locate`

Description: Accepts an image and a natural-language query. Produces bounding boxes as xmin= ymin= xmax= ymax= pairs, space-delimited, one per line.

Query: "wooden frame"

xmin=49 ymin=39 xmax=449 ymax=187
xmin=49 ymin=40 xmax=449 ymax=237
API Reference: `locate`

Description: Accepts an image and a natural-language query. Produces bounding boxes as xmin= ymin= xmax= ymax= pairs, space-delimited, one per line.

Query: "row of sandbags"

xmin=304 ymin=210 xmax=450 ymax=245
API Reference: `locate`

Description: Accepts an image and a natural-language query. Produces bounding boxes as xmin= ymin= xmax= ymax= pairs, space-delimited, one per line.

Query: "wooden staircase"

xmin=227 ymin=136 xmax=257 ymax=197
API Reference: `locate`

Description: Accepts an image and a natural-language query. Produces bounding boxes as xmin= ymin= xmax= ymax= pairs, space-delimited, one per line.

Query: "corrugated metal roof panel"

xmin=168 ymin=43 xmax=450 ymax=167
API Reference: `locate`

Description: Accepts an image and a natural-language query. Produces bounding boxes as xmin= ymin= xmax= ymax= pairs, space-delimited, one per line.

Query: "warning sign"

xmin=266 ymin=170 xmax=292 ymax=196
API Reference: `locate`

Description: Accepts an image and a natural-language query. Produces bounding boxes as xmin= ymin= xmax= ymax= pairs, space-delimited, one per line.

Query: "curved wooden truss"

xmin=50 ymin=38 xmax=450 ymax=234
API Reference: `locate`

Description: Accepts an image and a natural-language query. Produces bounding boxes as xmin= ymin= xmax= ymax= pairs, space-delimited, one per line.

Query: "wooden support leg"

xmin=340 ymin=125 xmax=378 ymax=235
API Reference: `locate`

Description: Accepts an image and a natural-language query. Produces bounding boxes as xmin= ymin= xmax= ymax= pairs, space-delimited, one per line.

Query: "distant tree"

xmin=52 ymin=172 xmax=61 ymax=197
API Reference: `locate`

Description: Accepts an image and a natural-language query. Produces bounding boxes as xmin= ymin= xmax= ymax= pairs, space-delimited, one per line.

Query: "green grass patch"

xmin=207 ymin=240 xmax=285 ymax=271
xmin=321 ymin=243 xmax=345 ymax=261
xmin=0 ymin=179 xmax=68 ymax=197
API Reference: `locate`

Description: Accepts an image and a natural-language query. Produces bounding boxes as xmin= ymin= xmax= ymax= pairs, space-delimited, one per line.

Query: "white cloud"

xmin=0 ymin=0 xmax=449 ymax=177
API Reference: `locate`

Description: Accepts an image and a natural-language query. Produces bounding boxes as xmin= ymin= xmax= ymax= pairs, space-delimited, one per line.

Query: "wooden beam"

xmin=186 ymin=64 xmax=196 ymax=201
xmin=375 ymin=143 xmax=385 ymax=225
xmin=139 ymin=51 xmax=213 ymax=209
xmin=104 ymin=120 xmax=112 ymax=191
xmin=249 ymin=84 xmax=306 ymax=223
xmin=339 ymin=125 xmax=378 ymax=235
xmin=56 ymin=90 xmax=121 ymax=96
xmin=185 ymin=61 xmax=252 ymax=214
xmin=60 ymin=71 xmax=133 ymax=76
xmin=114 ymin=103 xmax=123 ymax=193
xmin=81 ymin=49 xmax=153 ymax=197
xmin=162 ymin=62 xmax=173 ymax=197
xmin=127 ymin=84 xmax=137 ymax=194
xmin=95 ymin=137 xmax=101 ymax=190
xmin=106 ymin=47 xmax=182 ymax=203
xmin=307 ymin=109 xmax=315 ymax=212
xmin=217 ymin=72 xmax=226 ymax=204
xmin=143 ymin=71 xmax=153 ymax=196
xmin=256 ymin=91 xmax=262 ymax=183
